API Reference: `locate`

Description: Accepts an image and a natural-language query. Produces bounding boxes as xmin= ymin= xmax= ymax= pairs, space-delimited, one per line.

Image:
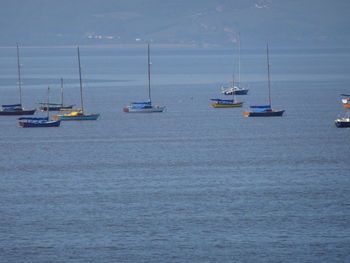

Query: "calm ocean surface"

xmin=0 ymin=46 xmax=349 ymax=262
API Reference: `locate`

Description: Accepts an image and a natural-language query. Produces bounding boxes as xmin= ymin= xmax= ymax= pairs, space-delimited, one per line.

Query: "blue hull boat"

xmin=19 ymin=117 xmax=61 ymax=128
xmin=243 ymin=45 xmax=284 ymax=118
xmin=54 ymin=113 xmax=100 ymax=121
xmin=1 ymin=46 xmax=36 ymax=116
xmin=335 ymin=118 xmax=350 ymax=128
xmin=243 ymin=109 xmax=284 ymax=117
xmin=124 ymin=44 xmax=165 ymax=113
xmin=221 ymin=87 xmax=249 ymax=95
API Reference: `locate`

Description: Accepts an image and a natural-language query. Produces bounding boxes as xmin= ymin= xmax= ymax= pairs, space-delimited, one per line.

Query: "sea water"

xmin=0 ymin=46 xmax=349 ymax=262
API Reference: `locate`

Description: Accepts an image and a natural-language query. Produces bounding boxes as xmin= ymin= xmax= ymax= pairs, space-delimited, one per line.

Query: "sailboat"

xmin=38 ymin=78 xmax=74 ymax=111
xmin=211 ymin=74 xmax=243 ymax=108
xmin=335 ymin=111 xmax=350 ymax=128
xmin=221 ymin=85 xmax=249 ymax=95
xmin=123 ymin=44 xmax=165 ymax=113
xmin=221 ymin=37 xmax=249 ymax=96
xmin=0 ymin=44 xmax=36 ymax=116
xmin=19 ymin=87 xmax=61 ymax=127
xmin=243 ymin=44 xmax=284 ymax=117
xmin=52 ymin=47 xmax=100 ymax=121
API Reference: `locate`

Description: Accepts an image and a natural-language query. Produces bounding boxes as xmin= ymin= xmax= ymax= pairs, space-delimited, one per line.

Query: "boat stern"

xmin=242 ymin=111 xmax=251 ymax=117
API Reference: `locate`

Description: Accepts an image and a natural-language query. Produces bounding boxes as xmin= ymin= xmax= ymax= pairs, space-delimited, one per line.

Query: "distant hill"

xmin=0 ymin=0 xmax=349 ymax=47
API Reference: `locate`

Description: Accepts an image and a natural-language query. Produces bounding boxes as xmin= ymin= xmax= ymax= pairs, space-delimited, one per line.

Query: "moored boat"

xmin=19 ymin=117 xmax=61 ymax=127
xmin=211 ymin=74 xmax=243 ymax=108
xmin=243 ymin=44 xmax=284 ymax=117
xmin=0 ymin=45 xmax=35 ymax=116
xmin=52 ymin=47 xmax=100 ymax=121
xmin=211 ymin=99 xmax=243 ymax=108
xmin=221 ymin=86 xmax=249 ymax=95
xmin=123 ymin=101 xmax=165 ymax=113
xmin=19 ymin=87 xmax=61 ymax=127
xmin=335 ymin=109 xmax=350 ymax=128
xmin=243 ymin=105 xmax=284 ymax=117
xmin=335 ymin=117 xmax=350 ymax=128
xmin=52 ymin=110 xmax=99 ymax=120
xmin=38 ymin=78 xmax=74 ymax=111
xmin=38 ymin=103 xmax=74 ymax=111
xmin=221 ymin=37 xmax=249 ymax=96
xmin=124 ymin=44 xmax=165 ymax=113
xmin=0 ymin=104 xmax=36 ymax=115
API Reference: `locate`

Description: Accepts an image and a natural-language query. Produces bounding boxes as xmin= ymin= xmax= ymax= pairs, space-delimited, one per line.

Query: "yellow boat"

xmin=211 ymin=73 xmax=243 ymax=108
xmin=211 ymin=100 xmax=243 ymax=108
xmin=52 ymin=47 xmax=100 ymax=121
xmin=52 ymin=110 xmax=100 ymax=120
xmin=58 ymin=108 xmax=82 ymax=112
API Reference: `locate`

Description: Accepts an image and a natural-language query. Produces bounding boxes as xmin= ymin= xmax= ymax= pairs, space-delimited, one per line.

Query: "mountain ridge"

xmin=0 ymin=0 xmax=349 ymax=47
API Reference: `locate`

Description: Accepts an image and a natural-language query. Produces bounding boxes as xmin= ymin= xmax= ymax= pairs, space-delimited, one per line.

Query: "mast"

xmin=77 ymin=46 xmax=84 ymax=112
xmin=47 ymin=86 xmax=50 ymax=118
xmin=60 ymin=78 xmax=64 ymax=106
xmin=16 ymin=44 xmax=23 ymax=106
xmin=266 ymin=43 xmax=272 ymax=107
xmin=232 ymin=73 xmax=236 ymax=103
xmin=238 ymin=34 xmax=241 ymax=86
xmin=147 ymin=44 xmax=151 ymax=103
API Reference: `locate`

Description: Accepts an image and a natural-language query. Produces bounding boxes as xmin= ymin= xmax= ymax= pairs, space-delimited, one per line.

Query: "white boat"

xmin=221 ymin=36 xmax=249 ymax=96
xmin=123 ymin=101 xmax=165 ymax=113
xmin=123 ymin=44 xmax=165 ymax=113
xmin=335 ymin=116 xmax=350 ymax=128
xmin=335 ymin=108 xmax=350 ymax=128
xmin=221 ymin=85 xmax=249 ymax=95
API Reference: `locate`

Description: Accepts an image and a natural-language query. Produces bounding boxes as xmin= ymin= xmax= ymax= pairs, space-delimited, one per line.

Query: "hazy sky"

xmin=0 ymin=0 xmax=349 ymax=47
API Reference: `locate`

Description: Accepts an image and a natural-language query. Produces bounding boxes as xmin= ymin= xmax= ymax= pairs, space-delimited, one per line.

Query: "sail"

xmin=2 ymin=103 xmax=22 ymax=108
xmin=211 ymin=99 xmax=234 ymax=103
xmin=131 ymin=104 xmax=152 ymax=109
xmin=252 ymin=108 xmax=269 ymax=112
xmin=131 ymin=100 xmax=152 ymax=105
xmin=250 ymin=105 xmax=271 ymax=109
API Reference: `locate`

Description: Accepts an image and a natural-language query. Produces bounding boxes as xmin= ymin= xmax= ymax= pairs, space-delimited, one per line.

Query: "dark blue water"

xmin=0 ymin=46 xmax=349 ymax=262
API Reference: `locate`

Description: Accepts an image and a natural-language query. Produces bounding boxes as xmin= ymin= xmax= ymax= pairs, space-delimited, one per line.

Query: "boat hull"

xmin=243 ymin=110 xmax=285 ymax=117
xmin=19 ymin=120 xmax=61 ymax=128
xmin=223 ymin=89 xmax=249 ymax=95
xmin=343 ymin=104 xmax=350 ymax=109
xmin=53 ymin=113 xmax=100 ymax=120
xmin=0 ymin=109 xmax=36 ymax=115
xmin=335 ymin=118 xmax=350 ymax=128
xmin=211 ymin=102 xmax=243 ymax=108
xmin=39 ymin=105 xmax=74 ymax=111
xmin=123 ymin=106 xmax=165 ymax=113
